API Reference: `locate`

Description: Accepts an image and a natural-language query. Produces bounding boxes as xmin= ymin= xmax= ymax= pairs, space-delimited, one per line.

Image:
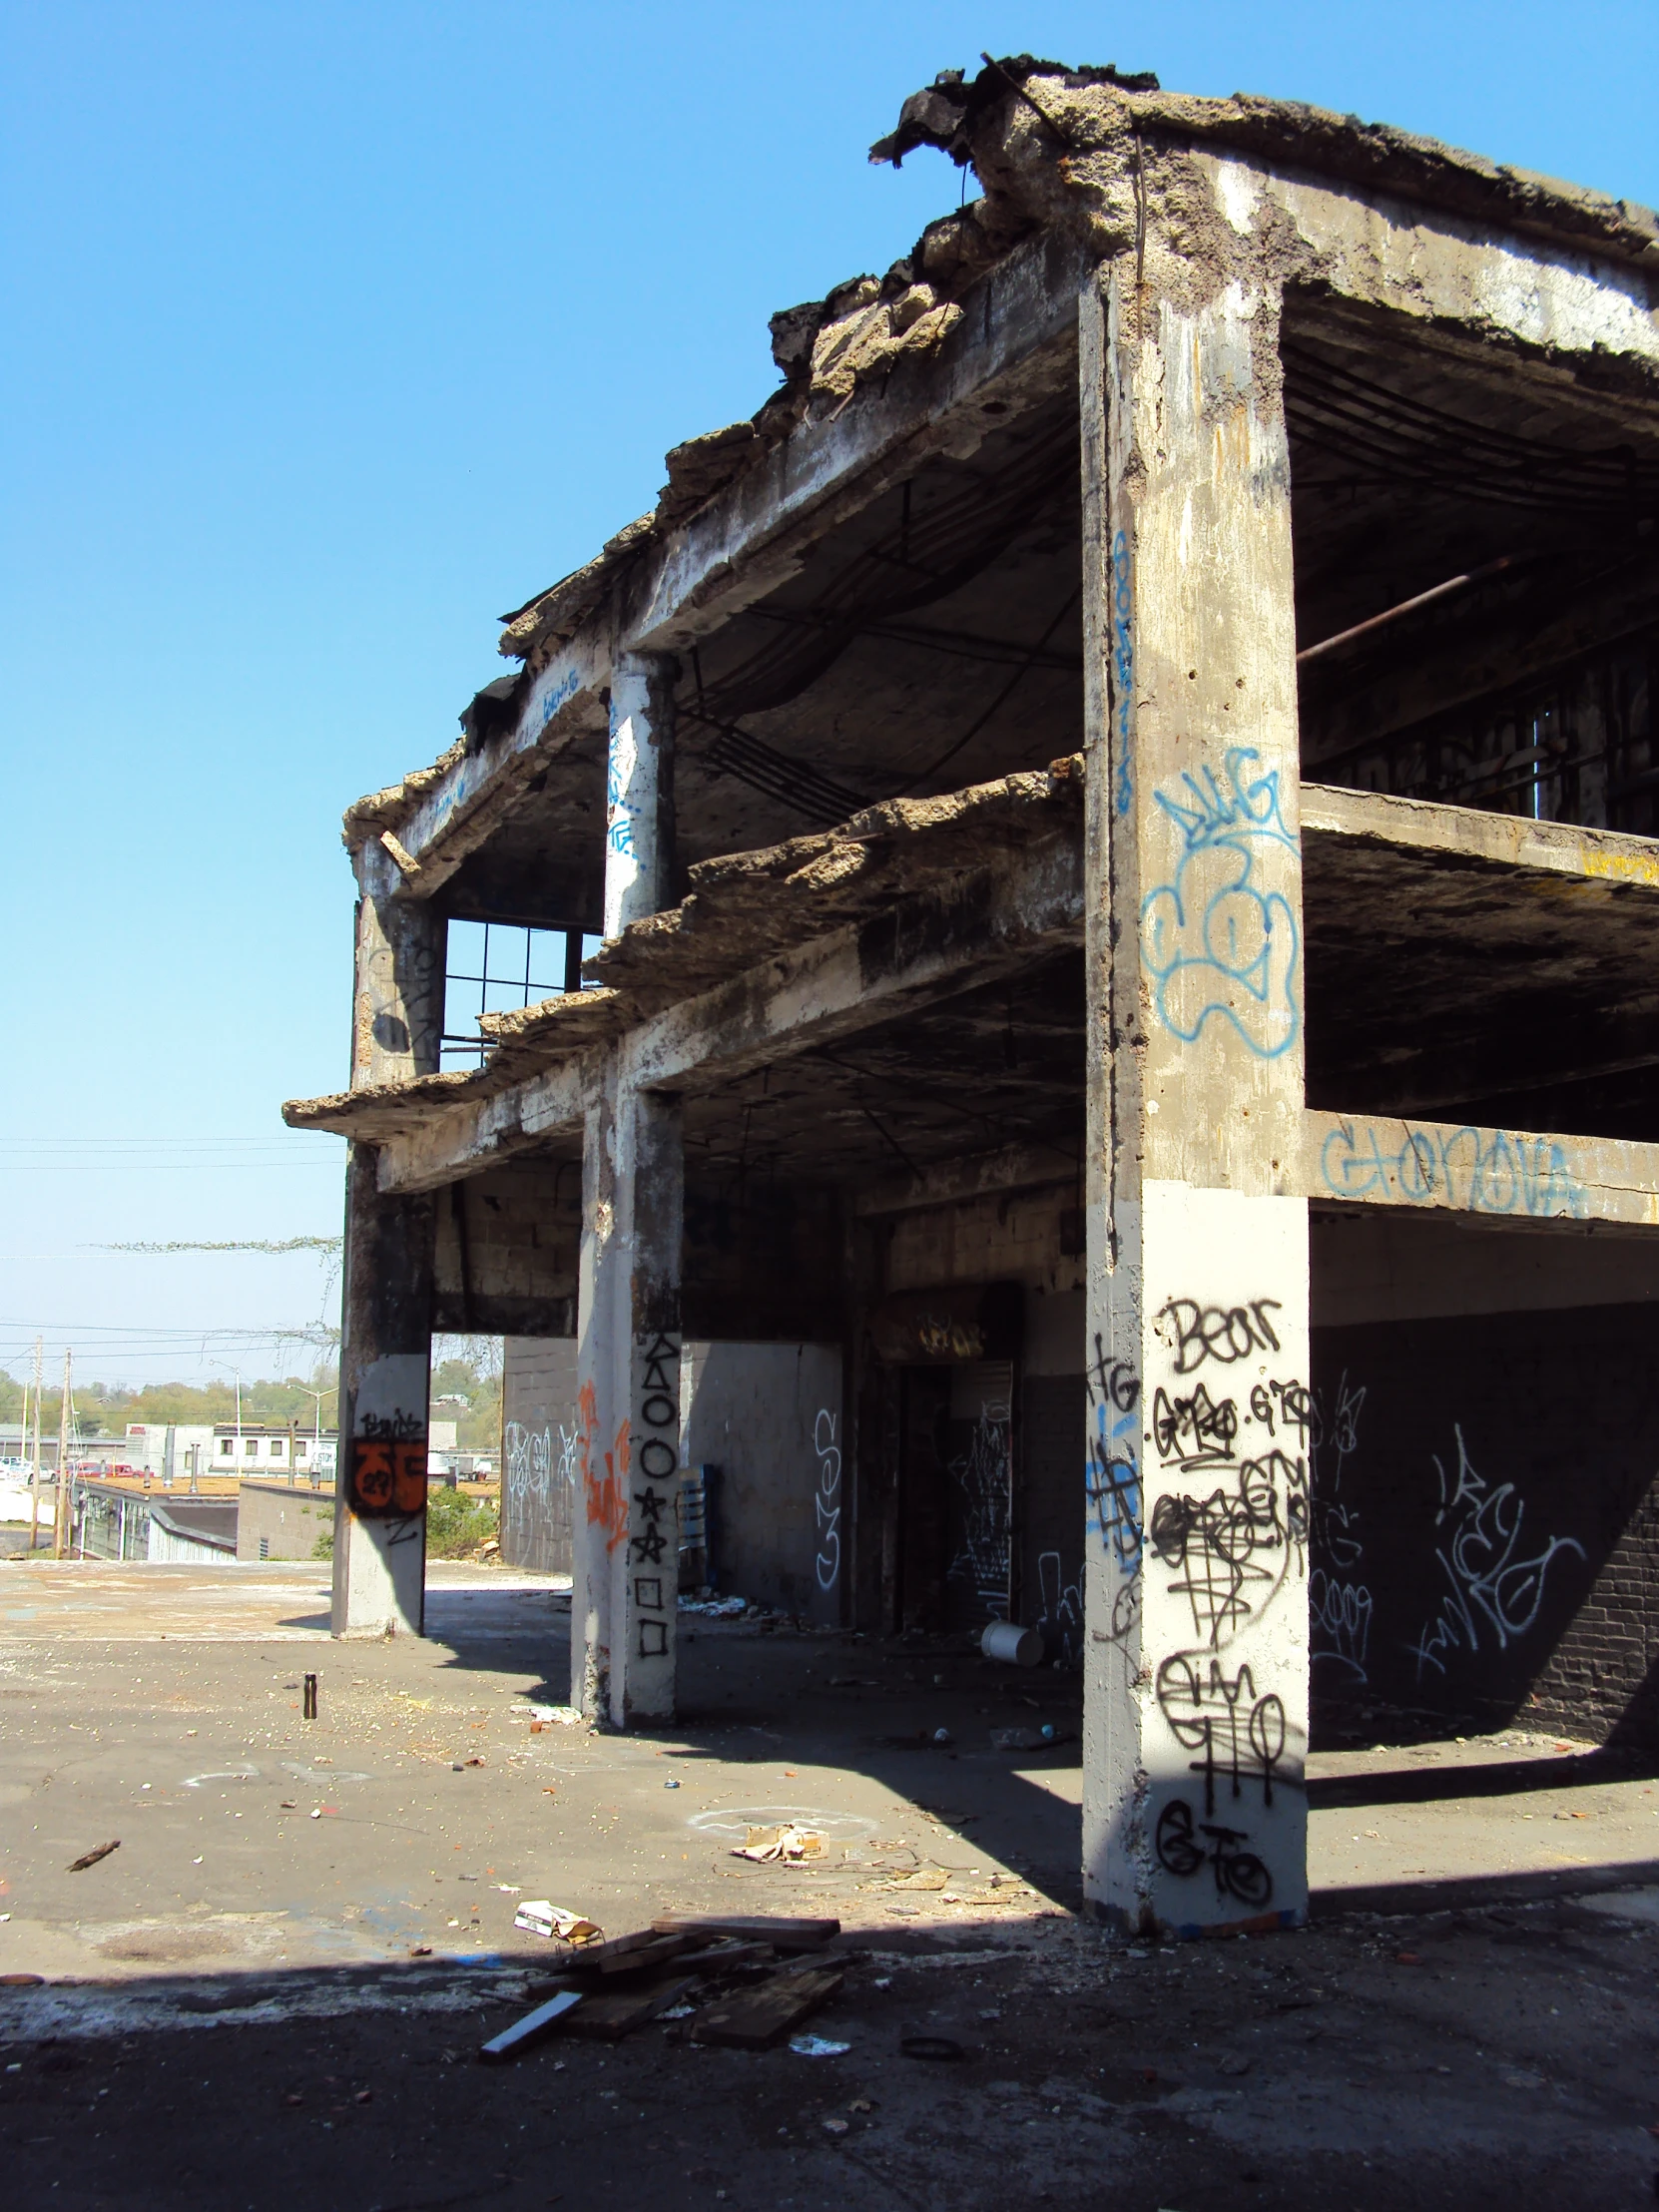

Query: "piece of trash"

xmin=678 ymin=1595 xmax=747 ymax=1617
xmin=790 ymin=2034 xmax=850 ymax=2057
xmin=309 ymin=1809 xmax=321 ymax=1821
xmin=871 ymin=1977 xmax=892 ymax=1990
xmin=496 ymin=1884 xmax=521 ymax=1894
xmin=900 ymin=2035 xmax=966 ymax=2062
xmin=660 ymin=2003 xmax=697 ymax=2020
xmin=822 ymin=2114 xmax=849 ymax=2133
xmin=848 ymin=2097 xmax=873 ymax=2112
xmin=478 ymin=1988 xmax=583 ymax=2063
xmin=980 ymin=1620 xmax=1044 ymax=1668
xmin=354 ymin=2088 xmax=372 ymax=2104
xmin=192 ymin=1856 xmax=204 ymax=1866
xmin=408 ymin=1945 xmax=432 ymax=1957
xmin=302 ymin=1674 xmax=318 ymax=1721
xmin=978 ymin=2007 xmax=1001 ymax=2021
xmin=279 ymin=1801 xmax=296 ymax=1810
xmin=665 ymin=1780 xmax=680 ymax=1791
xmin=66 ymin=1841 xmax=120 ymax=1873
xmin=514 ymin=1902 xmax=602 ymax=1943
xmin=932 ymin=1728 xmax=952 ymax=1746
xmin=0 ymin=1974 xmax=43 ymax=1988
xmin=282 ymin=2092 xmax=303 ymax=2107
xmin=732 ymin=1825 xmax=825 ymax=1864
xmin=653 ymin=1914 xmax=839 ymax=1950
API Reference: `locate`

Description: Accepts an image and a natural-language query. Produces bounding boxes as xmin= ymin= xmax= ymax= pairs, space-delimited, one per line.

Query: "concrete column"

xmin=1080 ymin=269 xmax=1310 ymax=1936
xmin=352 ymin=840 xmax=444 ymax=1088
xmin=604 ymin=653 xmax=677 ymax=940
xmin=331 ymin=1143 xmax=435 ymax=1638
xmin=572 ymin=1071 xmax=684 ymax=1724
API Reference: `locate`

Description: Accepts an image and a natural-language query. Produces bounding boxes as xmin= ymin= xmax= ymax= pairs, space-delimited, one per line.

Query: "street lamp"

xmin=294 ymin=1384 xmax=332 ymax=1488
xmin=207 ymin=1360 xmax=244 ymax=1491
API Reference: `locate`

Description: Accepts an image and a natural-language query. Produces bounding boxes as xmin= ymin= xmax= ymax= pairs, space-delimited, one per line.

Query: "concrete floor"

xmin=2 ymin=1558 xmax=1657 ymax=2208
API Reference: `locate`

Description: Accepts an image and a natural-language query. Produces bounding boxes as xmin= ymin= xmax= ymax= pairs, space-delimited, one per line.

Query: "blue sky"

xmin=3 ymin=1 xmax=1655 ymax=1389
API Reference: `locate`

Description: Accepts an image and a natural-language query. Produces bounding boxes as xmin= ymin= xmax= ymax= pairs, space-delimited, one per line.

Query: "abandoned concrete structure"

xmin=286 ymin=60 xmax=1659 ymax=1936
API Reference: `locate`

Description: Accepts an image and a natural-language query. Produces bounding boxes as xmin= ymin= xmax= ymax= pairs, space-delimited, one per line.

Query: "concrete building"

xmin=237 ymin=1476 xmax=335 ymax=1561
xmin=286 ymin=61 xmax=1659 ymax=1935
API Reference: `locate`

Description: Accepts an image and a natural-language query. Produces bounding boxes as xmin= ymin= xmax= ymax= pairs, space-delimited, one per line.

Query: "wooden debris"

xmin=691 ymin=1966 xmax=845 ymax=2051
xmin=562 ymin=1971 xmax=700 ymax=2043
xmin=66 ymin=1841 xmax=120 ymax=1873
xmin=652 ymin=1914 xmax=839 ymax=1951
xmin=477 ymin=1988 xmax=582 ymax=2064
xmin=569 ymin=1931 xmax=693 ymax=1977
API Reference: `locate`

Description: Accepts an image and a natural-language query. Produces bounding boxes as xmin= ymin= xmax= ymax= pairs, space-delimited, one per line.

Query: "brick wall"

xmin=1310 ymin=1301 xmax=1659 ymax=1746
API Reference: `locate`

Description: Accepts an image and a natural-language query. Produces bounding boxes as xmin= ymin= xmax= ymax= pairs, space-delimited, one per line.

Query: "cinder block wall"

xmin=500 ymin=1338 xmax=579 ymax=1575
xmin=236 ymin=1479 xmax=333 ymax=1561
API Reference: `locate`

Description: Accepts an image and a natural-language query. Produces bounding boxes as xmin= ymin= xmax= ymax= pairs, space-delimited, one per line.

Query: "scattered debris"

xmin=990 ymin=1725 xmax=1065 ymax=1751
xmin=822 ymin=2114 xmax=849 ymax=2132
xmin=679 ymin=1596 xmax=748 ymax=1618
xmin=565 ymin=1971 xmax=700 ymax=2042
xmin=570 ymin=1930 xmax=694 ymax=1977
xmin=790 ymin=2034 xmax=850 ymax=2057
xmin=692 ymin=1965 xmax=845 ymax=2051
xmin=67 ymin=1841 xmax=120 ymax=1873
xmin=514 ymin=1903 xmax=602 ymax=1943
xmin=732 ymin=1825 xmax=824 ymax=1864
xmin=478 ymin=1988 xmax=582 ymax=2064
xmin=408 ymin=1945 xmax=432 ymax=1958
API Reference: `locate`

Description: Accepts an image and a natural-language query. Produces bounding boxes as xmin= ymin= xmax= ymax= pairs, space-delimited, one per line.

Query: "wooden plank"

xmin=689 ymin=1966 xmax=845 ymax=2051
xmin=651 ymin=1914 xmax=840 ymax=1951
xmin=1306 ymin=1108 xmax=1659 ymax=1228
xmin=561 ymin=1971 xmax=699 ymax=2042
xmin=477 ymin=1988 xmax=582 ymax=2064
xmin=571 ymin=1932 xmax=693 ymax=1977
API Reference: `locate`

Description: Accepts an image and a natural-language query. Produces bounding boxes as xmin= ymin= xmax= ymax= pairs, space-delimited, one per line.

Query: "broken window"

xmin=440 ymin=921 xmax=598 ymax=1068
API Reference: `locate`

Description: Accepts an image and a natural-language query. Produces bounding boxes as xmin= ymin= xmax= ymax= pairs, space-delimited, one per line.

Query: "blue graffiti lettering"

xmin=1320 ymin=1120 xmax=1589 ymax=1221
xmin=1140 ymin=747 xmax=1300 ymax=1059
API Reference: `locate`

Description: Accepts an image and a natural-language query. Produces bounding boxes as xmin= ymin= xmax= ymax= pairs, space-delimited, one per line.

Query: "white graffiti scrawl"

xmin=814 ymin=1407 xmax=841 ymax=1591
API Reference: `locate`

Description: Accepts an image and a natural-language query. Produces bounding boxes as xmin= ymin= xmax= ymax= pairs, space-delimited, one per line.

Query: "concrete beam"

xmin=620 ymin=231 xmax=1087 ymax=655
xmin=1307 ymin=1109 xmax=1659 ymax=1228
xmin=853 ymin=1142 xmax=1078 ymax=1219
xmin=374 ymin=1058 xmax=592 ymax=1196
xmin=1301 ymin=783 xmax=1659 ymax=892
xmin=371 ymin=830 xmax=1082 ymax=1194
xmin=629 ymin=830 xmax=1083 ymax=1094
xmin=366 ymin=633 xmax=610 ymax=900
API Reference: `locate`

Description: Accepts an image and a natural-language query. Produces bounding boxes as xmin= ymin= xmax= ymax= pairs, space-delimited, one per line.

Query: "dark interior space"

xmin=1284 ymin=297 xmax=1659 ymax=832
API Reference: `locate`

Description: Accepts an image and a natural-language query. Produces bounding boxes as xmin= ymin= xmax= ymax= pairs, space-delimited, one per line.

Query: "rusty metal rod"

xmin=1297 ymin=555 xmax=1517 ymax=666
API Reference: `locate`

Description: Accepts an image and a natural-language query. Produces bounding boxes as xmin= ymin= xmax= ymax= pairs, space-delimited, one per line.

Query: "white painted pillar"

xmin=331 ymin=839 xmax=441 ymax=1636
xmin=1080 ymin=267 xmax=1310 ymax=1936
xmin=604 ymin=653 xmax=677 ymax=939
xmin=572 ymin=1072 xmax=683 ymax=1724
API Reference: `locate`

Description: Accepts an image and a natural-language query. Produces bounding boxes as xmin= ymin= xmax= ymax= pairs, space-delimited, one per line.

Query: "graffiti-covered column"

xmin=609 ymin=1081 xmax=683 ymax=1725
xmin=572 ymin=1066 xmax=684 ymax=1725
xmin=331 ymin=837 xmax=441 ymax=1636
xmin=332 ymin=1146 xmax=435 ymax=1636
xmin=1080 ymin=263 xmax=1310 ymax=1935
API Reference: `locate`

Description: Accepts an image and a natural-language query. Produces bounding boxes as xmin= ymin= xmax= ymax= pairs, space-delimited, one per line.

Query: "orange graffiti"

xmin=577 ymin=1382 xmax=631 ymax=1553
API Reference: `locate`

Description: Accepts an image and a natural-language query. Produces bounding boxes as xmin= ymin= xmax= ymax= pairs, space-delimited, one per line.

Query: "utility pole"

xmin=26 ymin=1336 xmax=42 ymax=1552
xmin=53 ymin=1349 xmax=72 ymax=1559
